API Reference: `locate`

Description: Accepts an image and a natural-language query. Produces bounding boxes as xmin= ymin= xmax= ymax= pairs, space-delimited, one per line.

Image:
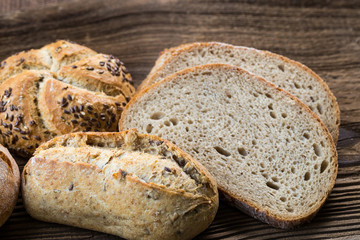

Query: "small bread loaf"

xmin=119 ymin=64 xmax=338 ymax=229
xmin=138 ymin=42 xmax=340 ymax=142
xmin=0 ymin=144 xmax=20 ymax=227
xmin=0 ymin=40 xmax=135 ymax=156
xmin=22 ymin=129 xmax=218 ymax=240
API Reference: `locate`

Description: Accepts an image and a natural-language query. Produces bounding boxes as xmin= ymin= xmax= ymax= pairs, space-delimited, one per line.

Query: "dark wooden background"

xmin=0 ymin=0 xmax=359 ymax=239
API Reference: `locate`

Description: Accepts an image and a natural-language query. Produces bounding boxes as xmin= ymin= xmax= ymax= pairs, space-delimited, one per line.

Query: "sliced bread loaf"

xmin=119 ymin=64 xmax=338 ymax=229
xmin=138 ymin=42 xmax=340 ymax=142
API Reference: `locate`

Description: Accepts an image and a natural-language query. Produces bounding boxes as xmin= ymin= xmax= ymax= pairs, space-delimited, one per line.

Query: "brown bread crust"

xmin=0 ymin=40 xmax=135 ymax=156
xmin=0 ymin=144 xmax=20 ymax=227
xmin=22 ymin=129 xmax=218 ymax=240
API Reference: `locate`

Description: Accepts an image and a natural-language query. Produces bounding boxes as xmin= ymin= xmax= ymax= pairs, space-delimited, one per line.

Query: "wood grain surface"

xmin=0 ymin=0 xmax=359 ymax=239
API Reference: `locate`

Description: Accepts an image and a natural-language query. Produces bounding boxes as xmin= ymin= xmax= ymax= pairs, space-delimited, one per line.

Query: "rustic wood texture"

xmin=0 ymin=0 xmax=359 ymax=239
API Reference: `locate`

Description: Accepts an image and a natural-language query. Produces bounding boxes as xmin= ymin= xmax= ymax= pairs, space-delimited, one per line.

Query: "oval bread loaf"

xmin=0 ymin=40 xmax=135 ymax=156
xmin=138 ymin=42 xmax=340 ymax=142
xmin=0 ymin=144 xmax=20 ymax=227
xmin=22 ymin=129 xmax=219 ymax=240
xmin=119 ymin=64 xmax=338 ymax=229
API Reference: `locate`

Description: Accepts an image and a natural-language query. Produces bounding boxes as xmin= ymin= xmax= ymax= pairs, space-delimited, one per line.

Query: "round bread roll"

xmin=0 ymin=144 xmax=20 ymax=227
xmin=0 ymin=40 xmax=135 ymax=156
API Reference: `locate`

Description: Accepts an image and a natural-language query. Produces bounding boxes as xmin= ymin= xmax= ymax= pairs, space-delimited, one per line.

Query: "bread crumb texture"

xmin=120 ymin=64 xmax=338 ymax=228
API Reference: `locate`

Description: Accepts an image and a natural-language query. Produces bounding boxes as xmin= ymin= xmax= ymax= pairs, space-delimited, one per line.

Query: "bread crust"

xmin=0 ymin=144 xmax=20 ymax=226
xmin=22 ymin=129 xmax=218 ymax=239
xmin=139 ymin=42 xmax=340 ymax=143
xmin=119 ymin=64 xmax=338 ymax=229
xmin=0 ymin=40 xmax=135 ymax=156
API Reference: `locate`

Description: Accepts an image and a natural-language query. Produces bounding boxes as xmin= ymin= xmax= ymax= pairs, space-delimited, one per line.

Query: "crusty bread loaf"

xmin=119 ymin=64 xmax=338 ymax=229
xmin=22 ymin=129 xmax=218 ymax=240
xmin=138 ymin=42 xmax=340 ymax=142
xmin=0 ymin=40 xmax=135 ymax=156
xmin=0 ymin=144 xmax=20 ymax=227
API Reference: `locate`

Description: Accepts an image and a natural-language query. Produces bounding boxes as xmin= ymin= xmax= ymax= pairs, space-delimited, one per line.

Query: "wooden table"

xmin=0 ymin=0 xmax=359 ymax=239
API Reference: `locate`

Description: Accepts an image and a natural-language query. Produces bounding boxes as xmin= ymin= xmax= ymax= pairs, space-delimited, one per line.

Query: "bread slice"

xmin=22 ymin=129 xmax=218 ymax=240
xmin=119 ymin=64 xmax=338 ymax=229
xmin=138 ymin=42 xmax=340 ymax=143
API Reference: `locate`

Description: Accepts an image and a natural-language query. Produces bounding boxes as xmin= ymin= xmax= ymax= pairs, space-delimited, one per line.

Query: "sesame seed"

xmin=55 ymin=46 xmax=62 ymax=53
xmin=61 ymin=102 xmax=68 ymax=108
xmin=34 ymin=136 xmax=41 ymax=141
xmin=164 ymin=167 xmax=171 ymax=172
xmin=2 ymin=122 xmax=8 ymax=128
xmin=90 ymin=118 xmax=97 ymax=122
xmin=71 ymin=120 xmax=78 ymax=124
xmin=111 ymin=114 xmax=116 ymax=122
xmin=99 ymin=61 xmax=105 ymax=66
xmin=67 ymin=94 xmax=72 ymax=101
xmin=71 ymin=65 xmax=77 ymax=69
xmin=85 ymin=127 xmax=91 ymax=132
xmin=64 ymin=110 xmax=70 ymax=114
xmin=69 ymin=184 xmax=74 ymax=191
xmin=10 ymin=115 xmax=13 ymax=121
xmin=87 ymin=106 xmax=93 ymax=111
xmin=70 ymin=107 xmax=75 ymax=113
xmin=22 ymin=136 xmax=29 ymax=140
xmin=9 ymin=124 xmax=12 ymax=130
xmin=94 ymin=112 xmax=98 ymax=118
xmin=27 ymin=145 xmax=33 ymax=149
xmin=14 ymin=121 xmax=19 ymax=127
xmin=75 ymin=106 xmax=80 ymax=113
xmin=106 ymin=63 xmax=111 ymax=71
xmin=103 ymin=104 xmax=109 ymax=109
xmin=125 ymin=97 xmax=130 ymax=102
xmin=98 ymin=70 xmax=104 ymax=74
xmin=74 ymin=114 xmax=79 ymax=119
xmin=10 ymin=104 xmax=15 ymax=111
xmin=80 ymin=122 xmax=87 ymax=127
xmin=5 ymin=113 xmax=8 ymax=120
xmin=79 ymin=105 xmax=84 ymax=111
xmin=29 ymin=120 xmax=36 ymax=126
xmin=14 ymin=127 xmax=20 ymax=132
xmin=122 ymin=102 xmax=126 ymax=106
xmin=86 ymin=66 xmax=94 ymax=71
xmin=62 ymin=87 xmax=69 ymax=90
xmin=20 ymin=130 xmax=27 ymax=135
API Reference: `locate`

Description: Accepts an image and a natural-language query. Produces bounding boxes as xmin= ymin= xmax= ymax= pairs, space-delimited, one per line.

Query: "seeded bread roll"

xmin=119 ymin=64 xmax=338 ymax=229
xmin=0 ymin=144 xmax=20 ymax=227
xmin=0 ymin=40 xmax=134 ymax=156
xmin=138 ymin=42 xmax=340 ymax=142
xmin=22 ymin=129 xmax=218 ymax=240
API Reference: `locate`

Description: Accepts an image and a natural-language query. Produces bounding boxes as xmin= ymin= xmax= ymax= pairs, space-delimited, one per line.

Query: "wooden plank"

xmin=0 ymin=0 xmax=359 ymax=239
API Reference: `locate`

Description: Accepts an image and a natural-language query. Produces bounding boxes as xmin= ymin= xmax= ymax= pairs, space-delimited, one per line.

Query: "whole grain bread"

xmin=138 ymin=42 xmax=340 ymax=142
xmin=119 ymin=64 xmax=338 ymax=229
xmin=22 ymin=129 xmax=218 ymax=240
xmin=0 ymin=144 xmax=20 ymax=227
xmin=0 ymin=40 xmax=135 ymax=156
